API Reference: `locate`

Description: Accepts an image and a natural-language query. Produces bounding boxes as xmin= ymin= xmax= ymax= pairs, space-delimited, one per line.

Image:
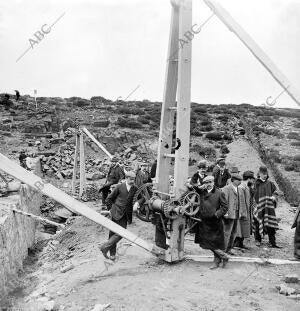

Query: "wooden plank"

xmin=72 ymin=134 xmax=80 ymax=195
xmin=173 ymin=0 xmax=192 ymax=198
xmin=186 ymin=255 xmax=300 ymax=265
xmin=156 ymin=2 xmax=180 ymax=198
xmin=82 ymin=127 xmax=113 ymax=159
xmin=203 ymin=0 xmax=300 ymax=107
xmin=0 ymin=153 xmax=163 ymax=256
xmin=12 ymin=208 xmax=65 ymax=228
xmin=79 ymin=133 xmax=86 ymax=198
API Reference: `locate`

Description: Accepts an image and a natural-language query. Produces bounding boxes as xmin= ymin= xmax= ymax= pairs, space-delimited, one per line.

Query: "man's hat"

xmin=230 ymin=167 xmax=240 ymax=174
xmin=259 ymin=165 xmax=268 ymax=173
xmin=125 ymin=171 xmax=136 ymax=178
xmin=243 ymin=170 xmax=254 ymax=179
xmin=198 ymin=160 xmax=207 ymax=169
xmin=203 ymin=175 xmax=214 ymax=183
xmin=217 ymin=157 xmax=225 ymax=164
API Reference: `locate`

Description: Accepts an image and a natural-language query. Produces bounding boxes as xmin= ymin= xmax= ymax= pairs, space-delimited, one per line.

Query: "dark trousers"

xmin=212 ymin=249 xmax=228 ymax=262
xmin=254 ymin=218 xmax=276 ymax=245
xmin=102 ymin=215 xmax=127 ymax=256
xmin=223 ymin=218 xmax=238 ymax=252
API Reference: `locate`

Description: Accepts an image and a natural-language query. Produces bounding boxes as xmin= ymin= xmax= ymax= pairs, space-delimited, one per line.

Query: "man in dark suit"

xmin=99 ymin=171 xmax=137 ymax=261
xmin=99 ymin=156 xmax=125 ymax=205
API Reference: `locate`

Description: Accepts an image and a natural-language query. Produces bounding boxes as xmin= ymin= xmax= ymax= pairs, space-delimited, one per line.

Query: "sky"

xmin=0 ymin=0 xmax=300 ymax=108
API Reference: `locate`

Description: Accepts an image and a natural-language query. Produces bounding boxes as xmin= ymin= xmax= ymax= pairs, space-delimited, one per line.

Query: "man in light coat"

xmin=234 ymin=171 xmax=255 ymax=249
xmin=222 ymin=174 xmax=242 ymax=254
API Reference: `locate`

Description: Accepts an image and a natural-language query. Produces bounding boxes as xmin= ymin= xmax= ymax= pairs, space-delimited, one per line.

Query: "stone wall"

xmin=0 ymin=185 xmax=42 ymax=301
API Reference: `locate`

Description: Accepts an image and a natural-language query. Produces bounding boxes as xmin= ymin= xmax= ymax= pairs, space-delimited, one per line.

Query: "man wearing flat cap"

xmin=99 ymin=171 xmax=138 ymax=260
xmin=99 ymin=155 xmax=125 ymax=205
xmin=194 ymin=175 xmax=229 ymax=269
xmin=190 ymin=160 xmax=208 ymax=190
xmin=253 ymin=166 xmax=280 ymax=248
xmin=212 ymin=158 xmax=231 ymax=189
xmin=222 ymin=174 xmax=242 ymax=254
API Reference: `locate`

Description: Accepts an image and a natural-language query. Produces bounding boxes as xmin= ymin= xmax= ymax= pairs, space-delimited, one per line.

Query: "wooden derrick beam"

xmin=0 ymin=153 xmax=164 ymax=256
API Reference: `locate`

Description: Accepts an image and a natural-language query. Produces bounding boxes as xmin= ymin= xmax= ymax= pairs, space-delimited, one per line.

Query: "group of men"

xmin=97 ymin=155 xmax=299 ymax=266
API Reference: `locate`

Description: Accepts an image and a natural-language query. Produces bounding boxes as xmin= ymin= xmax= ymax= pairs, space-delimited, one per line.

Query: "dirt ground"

xmin=5 ymin=139 xmax=300 ymax=311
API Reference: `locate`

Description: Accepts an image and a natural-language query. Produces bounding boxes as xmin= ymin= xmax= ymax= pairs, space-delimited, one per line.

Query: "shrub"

xmin=118 ymin=107 xmax=145 ymax=115
xmin=199 ymin=120 xmax=211 ymax=126
xmin=193 ymin=107 xmax=207 ymax=114
xmin=116 ymin=117 xmax=143 ymax=129
xmin=284 ymin=164 xmax=294 ymax=171
xmin=268 ymin=149 xmax=281 ymax=163
xmin=205 ymin=132 xmax=223 ymax=141
xmin=294 ymin=155 xmax=300 ymax=162
xmin=200 ymin=125 xmax=213 ymax=132
xmin=291 ymin=141 xmax=300 ymax=147
xmin=137 ymin=115 xmax=151 ymax=125
xmin=193 ymin=145 xmax=216 ymax=158
xmin=287 ymin=132 xmax=300 ymax=140
xmin=216 ymin=115 xmax=230 ymax=123
xmin=220 ymin=145 xmax=230 ymax=154
xmin=260 ymin=116 xmax=273 ymax=122
xmin=223 ymin=134 xmax=233 ymax=141
xmin=293 ymin=122 xmax=300 ymax=129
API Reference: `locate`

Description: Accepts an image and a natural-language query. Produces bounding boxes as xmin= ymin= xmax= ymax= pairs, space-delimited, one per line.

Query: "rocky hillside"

xmin=0 ymin=94 xmax=299 ymax=204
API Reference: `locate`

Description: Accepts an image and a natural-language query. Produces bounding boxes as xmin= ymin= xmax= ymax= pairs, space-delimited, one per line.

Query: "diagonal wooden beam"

xmin=81 ymin=127 xmax=113 ymax=159
xmin=204 ymin=0 xmax=300 ymax=107
xmin=0 ymin=153 xmax=164 ymax=257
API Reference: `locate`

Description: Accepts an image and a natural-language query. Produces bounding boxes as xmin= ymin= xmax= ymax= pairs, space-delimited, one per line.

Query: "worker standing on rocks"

xmin=253 ymin=166 xmax=281 ymax=248
xmin=19 ymin=150 xmax=28 ymax=170
xmin=99 ymin=156 xmax=125 ymax=205
xmin=292 ymin=205 xmax=300 ymax=261
xmin=194 ymin=175 xmax=229 ymax=269
xmin=99 ymin=171 xmax=137 ymax=261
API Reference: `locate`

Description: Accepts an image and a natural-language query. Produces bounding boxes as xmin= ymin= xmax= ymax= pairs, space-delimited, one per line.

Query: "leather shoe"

xmin=222 ymin=257 xmax=229 ymax=268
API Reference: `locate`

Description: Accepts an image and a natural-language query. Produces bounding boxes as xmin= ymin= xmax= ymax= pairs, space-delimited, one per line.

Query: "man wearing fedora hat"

xmin=99 ymin=171 xmax=138 ymax=260
xmin=194 ymin=175 xmax=229 ymax=269
xmin=99 ymin=155 xmax=125 ymax=205
xmin=212 ymin=158 xmax=231 ymax=189
xmin=222 ymin=174 xmax=242 ymax=254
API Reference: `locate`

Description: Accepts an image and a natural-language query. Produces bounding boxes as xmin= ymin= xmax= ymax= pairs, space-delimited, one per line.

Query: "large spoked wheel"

xmin=133 ymin=183 xmax=153 ymax=222
xmin=180 ymin=191 xmax=201 ymax=216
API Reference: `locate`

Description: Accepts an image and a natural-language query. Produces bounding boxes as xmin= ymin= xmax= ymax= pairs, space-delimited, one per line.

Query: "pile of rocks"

xmin=276 ymin=274 xmax=300 ymax=300
xmin=40 ymin=144 xmax=108 ymax=180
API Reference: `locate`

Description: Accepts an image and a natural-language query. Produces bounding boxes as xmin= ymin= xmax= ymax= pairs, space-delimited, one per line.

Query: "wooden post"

xmin=156 ymin=1 xmax=180 ymax=197
xmin=72 ymin=134 xmax=80 ymax=195
xmin=79 ymin=133 xmax=86 ymax=198
xmin=173 ymin=0 xmax=192 ymax=198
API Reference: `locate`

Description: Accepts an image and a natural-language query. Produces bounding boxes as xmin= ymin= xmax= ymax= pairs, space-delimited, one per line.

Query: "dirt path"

xmin=7 ymin=139 xmax=300 ymax=311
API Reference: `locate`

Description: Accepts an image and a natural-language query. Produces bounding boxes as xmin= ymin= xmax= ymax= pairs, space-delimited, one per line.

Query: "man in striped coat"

xmin=253 ymin=166 xmax=281 ymax=248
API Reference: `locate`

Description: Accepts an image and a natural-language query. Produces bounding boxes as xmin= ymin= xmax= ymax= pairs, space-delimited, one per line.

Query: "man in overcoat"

xmin=234 ymin=171 xmax=255 ymax=249
xmin=194 ymin=175 xmax=229 ymax=269
xmin=222 ymin=174 xmax=242 ymax=254
xmin=99 ymin=171 xmax=137 ymax=260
